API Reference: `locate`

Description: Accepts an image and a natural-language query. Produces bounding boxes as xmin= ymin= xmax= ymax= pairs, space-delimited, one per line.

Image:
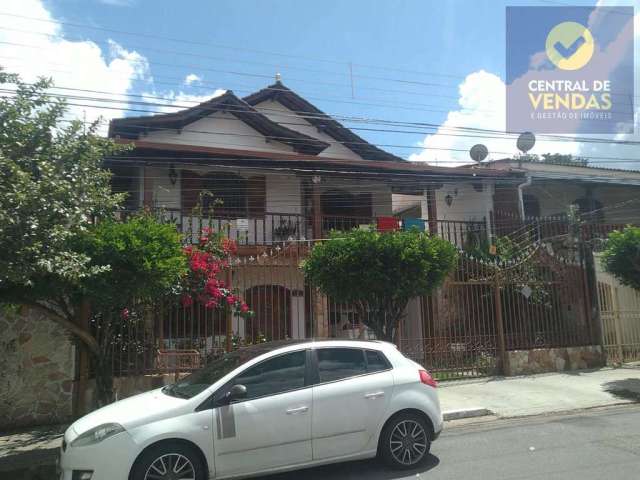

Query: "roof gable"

xmin=108 ymin=91 xmax=329 ymax=155
xmin=243 ymin=81 xmax=404 ymax=162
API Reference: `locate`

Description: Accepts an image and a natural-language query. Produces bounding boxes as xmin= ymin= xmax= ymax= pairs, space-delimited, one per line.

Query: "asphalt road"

xmin=257 ymin=405 xmax=640 ymax=480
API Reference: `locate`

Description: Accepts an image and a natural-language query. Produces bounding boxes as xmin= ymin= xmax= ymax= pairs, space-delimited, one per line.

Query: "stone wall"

xmin=0 ymin=308 xmax=75 ymax=429
xmin=508 ymin=345 xmax=605 ymax=376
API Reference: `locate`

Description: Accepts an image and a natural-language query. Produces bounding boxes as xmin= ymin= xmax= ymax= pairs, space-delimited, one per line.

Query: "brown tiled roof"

xmin=108 ymin=90 xmax=330 ymax=155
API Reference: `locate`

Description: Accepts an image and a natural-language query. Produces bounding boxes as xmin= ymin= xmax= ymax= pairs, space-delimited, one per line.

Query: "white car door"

xmin=311 ymin=348 xmax=394 ymax=460
xmin=211 ymin=349 xmax=312 ymax=478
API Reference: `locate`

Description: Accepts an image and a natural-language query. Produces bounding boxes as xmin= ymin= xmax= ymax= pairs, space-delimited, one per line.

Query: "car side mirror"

xmin=225 ymin=384 xmax=247 ymax=403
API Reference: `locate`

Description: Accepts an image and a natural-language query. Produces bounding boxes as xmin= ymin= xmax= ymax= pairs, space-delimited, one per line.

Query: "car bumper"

xmin=58 ymin=432 xmax=138 ymax=480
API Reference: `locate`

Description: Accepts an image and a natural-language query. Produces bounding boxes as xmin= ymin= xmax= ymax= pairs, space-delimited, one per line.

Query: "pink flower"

xmin=180 ymin=295 xmax=193 ymax=308
xmin=205 ymin=299 xmax=218 ymax=309
xmin=121 ymin=308 xmax=130 ymax=320
xmin=226 ymin=295 xmax=236 ymax=305
xmin=240 ymin=303 xmax=249 ymax=313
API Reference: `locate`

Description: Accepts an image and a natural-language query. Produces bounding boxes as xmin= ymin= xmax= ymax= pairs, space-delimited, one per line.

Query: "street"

xmin=258 ymin=405 xmax=640 ymax=480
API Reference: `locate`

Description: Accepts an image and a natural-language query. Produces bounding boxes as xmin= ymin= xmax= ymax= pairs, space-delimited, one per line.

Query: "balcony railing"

xmin=158 ymin=209 xmax=311 ymax=246
xmin=151 ymin=208 xmax=490 ymax=248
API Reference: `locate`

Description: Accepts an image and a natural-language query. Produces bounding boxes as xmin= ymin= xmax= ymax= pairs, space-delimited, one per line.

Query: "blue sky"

xmin=1 ymin=0 xmax=638 ymax=167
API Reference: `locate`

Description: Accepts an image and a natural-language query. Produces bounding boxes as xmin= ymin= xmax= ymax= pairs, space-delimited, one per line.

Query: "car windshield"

xmin=162 ymin=340 xmax=306 ymax=399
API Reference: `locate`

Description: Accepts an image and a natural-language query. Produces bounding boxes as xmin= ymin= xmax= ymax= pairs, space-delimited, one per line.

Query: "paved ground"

xmin=258 ymin=405 xmax=640 ymax=480
xmin=439 ymin=365 xmax=640 ymax=418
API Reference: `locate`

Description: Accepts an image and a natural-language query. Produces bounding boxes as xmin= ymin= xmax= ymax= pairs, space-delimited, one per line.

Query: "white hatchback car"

xmin=59 ymin=339 xmax=442 ymax=480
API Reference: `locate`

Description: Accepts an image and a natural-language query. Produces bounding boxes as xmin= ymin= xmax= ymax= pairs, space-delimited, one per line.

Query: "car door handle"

xmin=364 ymin=391 xmax=385 ymax=400
xmin=286 ymin=406 xmax=309 ymax=415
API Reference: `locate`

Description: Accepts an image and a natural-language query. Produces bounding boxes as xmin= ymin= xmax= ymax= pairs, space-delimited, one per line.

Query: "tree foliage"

xmin=79 ymin=214 xmax=188 ymax=308
xmin=302 ymin=229 xmax=458 ymax=341
xmin=520 ymin=153 xmax=588 ymax=167
xmin=602 ymin=226 xmax=640 ymax=290
xmin=0 ymin=71 xmax=126 ymax=288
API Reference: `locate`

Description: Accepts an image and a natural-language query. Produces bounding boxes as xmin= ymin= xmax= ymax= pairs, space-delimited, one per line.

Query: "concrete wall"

xmin=508 ymin=345 xmax=605 ymax=376
xmin=0 ymin=308 xmax=75 ymax=429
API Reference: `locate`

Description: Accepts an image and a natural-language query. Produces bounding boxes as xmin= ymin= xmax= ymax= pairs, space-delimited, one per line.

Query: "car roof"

xmin=250 ymin=338 xmax=396 ymax=354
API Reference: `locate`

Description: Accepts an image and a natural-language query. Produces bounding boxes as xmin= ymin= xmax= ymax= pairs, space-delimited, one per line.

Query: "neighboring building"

xmin=483 ymin=158 xmax=640 ymax=224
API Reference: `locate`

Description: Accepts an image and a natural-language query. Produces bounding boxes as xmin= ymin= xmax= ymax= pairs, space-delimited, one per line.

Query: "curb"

xmin=443 ymin=408 xmax=493 ymax=421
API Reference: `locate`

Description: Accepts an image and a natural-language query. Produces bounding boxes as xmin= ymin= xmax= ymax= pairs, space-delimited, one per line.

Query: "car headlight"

xmin=70 ymin=423 xmax=125 ymax=447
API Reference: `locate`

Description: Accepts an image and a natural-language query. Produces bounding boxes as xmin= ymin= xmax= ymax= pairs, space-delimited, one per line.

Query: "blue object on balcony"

xmin=402 ymin=218 xmax=425 ymax=231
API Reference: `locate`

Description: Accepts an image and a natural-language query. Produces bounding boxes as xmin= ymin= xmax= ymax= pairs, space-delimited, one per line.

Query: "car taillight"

xmin=419 ymin=369 xmax=437 ymax=388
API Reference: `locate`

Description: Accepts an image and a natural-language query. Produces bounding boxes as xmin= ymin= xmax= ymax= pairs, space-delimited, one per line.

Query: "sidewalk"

xmin=0 ymin=424 xmax=64 ymax=479
xmin=439 ymin=364 xmax=640 ymax=419
xmin=1 ymin=366 xmax=639 ymax=478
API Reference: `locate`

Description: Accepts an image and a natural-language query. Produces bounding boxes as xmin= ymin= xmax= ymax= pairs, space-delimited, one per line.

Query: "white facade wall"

xmin=254 ymin=100 xmax=364 ymax=160
xmin=142 ymin=111 xmax=294 ymax=153
xmin=266 ymin=174 xmax=302 ymax=214
xmin=420 ymin=181 xmax=494 ymax=223
xmin=147 ymin=166 xmax=180 ymax=212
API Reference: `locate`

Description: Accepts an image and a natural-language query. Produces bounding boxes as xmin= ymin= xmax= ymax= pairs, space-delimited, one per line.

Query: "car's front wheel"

xmin=131 ymin=442 xmax=206 ymax=480
xmin=379 ymin=412 xmax=431 ymax=469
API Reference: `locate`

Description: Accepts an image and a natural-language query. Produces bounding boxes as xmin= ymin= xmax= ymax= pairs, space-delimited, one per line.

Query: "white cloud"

xmin=0 ymin=0 xmax=149 ymax=133
xmin=411 ymin=4 xmax=640 ymax=170
xmin=99 ymin=0 xmax=135 ymax=6
xmin=184 ymin=73 xmax=202 ymax=86
xmin=409 ymin=71 xmax=579 ymax=166
xmin=140 ymin=89 xmax=227 ymax=115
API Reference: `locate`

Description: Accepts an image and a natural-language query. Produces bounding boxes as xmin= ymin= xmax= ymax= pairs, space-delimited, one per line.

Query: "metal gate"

xmin=598 ymin=281 xmax=640 ymax=363
xmin=399 ymin=247 xmax=594 ymax=379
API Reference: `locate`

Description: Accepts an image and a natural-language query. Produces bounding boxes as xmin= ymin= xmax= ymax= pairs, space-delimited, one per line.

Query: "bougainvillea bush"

xmin=181 ymin=227 xmax=252 ymax=317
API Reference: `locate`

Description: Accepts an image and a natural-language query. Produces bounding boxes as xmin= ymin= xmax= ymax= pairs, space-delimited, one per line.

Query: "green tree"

xmin=0 ymin=71 xmax=187 ymax=405
xmin=302 ymin=229 xmax=457 ymax=341
xmin=0 ymin=70 xmax=125 ymax=348
xmin=76 ymin=215 xmax=187 ymax=403
xmin=520 ymin=153 xmax=588 ymax=167
xmin=602 ymin=226 xmax=640 ymax=290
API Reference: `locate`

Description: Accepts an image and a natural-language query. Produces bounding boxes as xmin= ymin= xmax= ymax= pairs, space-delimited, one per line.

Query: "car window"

xmin=365 ymin=350 xmax=391 ymax=372
xmin=317 ymin=348 xmax=366 ymax=383
xmin=232 ymin=350 xmax=306 ymax=400
xmin=162 ymin=340 xmax=307 ymax=399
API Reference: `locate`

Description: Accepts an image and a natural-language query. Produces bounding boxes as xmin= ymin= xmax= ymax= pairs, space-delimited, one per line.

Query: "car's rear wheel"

xmin=131 ymin=442 xmax=206 ymax=480
xmin=379 ymin=412 xmax=431 ymax=469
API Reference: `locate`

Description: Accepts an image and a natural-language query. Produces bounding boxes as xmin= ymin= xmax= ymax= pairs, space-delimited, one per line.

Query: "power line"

xmin=11 ymin=84 xmax=635 ymax=149
xmin=1 ymin=21 xmax=637 ymax=102
xmin=0 ymin=12 xmax=470 ymax=80
xmin=3 ymin=90 xmax=639 ymax=164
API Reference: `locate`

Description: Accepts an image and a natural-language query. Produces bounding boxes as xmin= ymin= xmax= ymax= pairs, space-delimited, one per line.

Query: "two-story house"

xmin=107 ymin=79 xmax=520 ymax=355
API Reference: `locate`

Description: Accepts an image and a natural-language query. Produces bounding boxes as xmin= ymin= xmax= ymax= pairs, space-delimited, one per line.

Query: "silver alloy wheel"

xmin=144 ymin=453 xmax=196 ymax=480
xmin=389 ymin=419 xmax=428 ymax=466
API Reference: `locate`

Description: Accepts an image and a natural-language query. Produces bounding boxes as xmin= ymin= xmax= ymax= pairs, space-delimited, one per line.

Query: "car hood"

xmin=68 ymin=388 xmax=189 ymax=440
